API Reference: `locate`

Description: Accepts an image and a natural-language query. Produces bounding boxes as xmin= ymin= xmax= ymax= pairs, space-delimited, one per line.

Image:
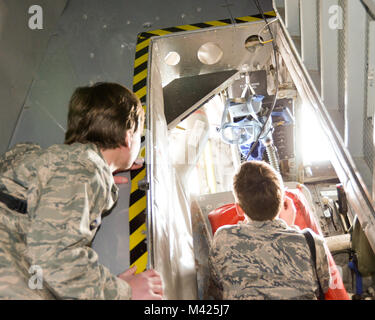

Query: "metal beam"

xmin=361 ymin=0 xmax=375 ymax=19
xmin=345 ymin=0 xmax=367 ymax=157
xmin=368 ymin=21 xmax=375 ymax=119
xmin=320 ymin=0 xmax=340 ymax=111
xmin=369 ymin=21 xmax=375 ymax=199
xmin=285 ymin=0 xmax=300 ymax=36
xmin=274 ymin=0 xmax=285 ymax=8
xmin=300 ymin=0 xmax=319 ymax=71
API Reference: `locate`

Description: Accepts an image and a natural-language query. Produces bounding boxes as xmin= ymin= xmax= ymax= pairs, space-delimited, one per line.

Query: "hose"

xmin=265 ymin=141 xmax=280 ymax=173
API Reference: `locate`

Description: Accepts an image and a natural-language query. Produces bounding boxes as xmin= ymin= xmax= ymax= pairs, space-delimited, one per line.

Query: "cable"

xmin=257 ymin=18 xmax=279 ymax=44
xmin=331 ymin=249 xmax=352 ymax=257
xmin=246 ymin=0 xmax=279 ymax=161
xmin=224 ymin=0 xmax=236 ymax=25
xmin=328 ymin=204 xmax=338 ymax=231
xmin=261 ymin=39 xmax=274 ymax=44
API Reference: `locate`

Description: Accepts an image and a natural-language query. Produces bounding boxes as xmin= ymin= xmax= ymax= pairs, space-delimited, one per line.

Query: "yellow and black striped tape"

xmin=130 ymin=11 xmax=276 ymax=273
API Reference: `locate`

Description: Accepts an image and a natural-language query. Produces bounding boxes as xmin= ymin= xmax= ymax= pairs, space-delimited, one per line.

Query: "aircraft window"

xmin=197 ymin=42 xmax=223 ymax=65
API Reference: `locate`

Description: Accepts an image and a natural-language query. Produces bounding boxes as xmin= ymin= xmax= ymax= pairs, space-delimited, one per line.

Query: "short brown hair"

xmin=64 ymin=82 xmax=144 ymax=150
xmin=233 ymin=161 xmax=284 ymax=221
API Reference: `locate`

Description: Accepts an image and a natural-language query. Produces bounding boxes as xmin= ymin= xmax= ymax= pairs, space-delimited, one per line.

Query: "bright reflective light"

xmin=164 ymin=51 xmax=181 ymax=66
xmin=301 ymin=104 xmax=333 ymax=164
xmin=197 ymin=42 xmax=223 ymax=65
xmin=187 ymin=165 xmax=200 ymax=196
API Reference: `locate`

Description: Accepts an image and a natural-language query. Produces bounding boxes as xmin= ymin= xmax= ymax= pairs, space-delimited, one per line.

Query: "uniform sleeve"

xmin=0 ymin=143 xmax=41 ymax=175
xmin=25 ymin=169 xmax=132 ymax=300
xmin=207 ymin=232 xmax=226 ymax=300
xmin=313 ymin=234 xmax=331 ymax=293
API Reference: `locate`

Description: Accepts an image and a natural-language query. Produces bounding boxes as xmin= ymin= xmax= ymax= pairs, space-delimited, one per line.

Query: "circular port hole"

xmin=197 ymin=42 xmax=223 ymax=65
xmin=164 ymin=51 xmax=181 ymax=66
xmin=245 ymin=35 xmax=264 ymax=53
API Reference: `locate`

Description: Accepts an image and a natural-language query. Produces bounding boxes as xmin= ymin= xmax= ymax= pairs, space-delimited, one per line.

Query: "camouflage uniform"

xmin=209 ymin=219 xmax=330 ymax=300
xmin=0 ymin=143 xmax=132 ymax=299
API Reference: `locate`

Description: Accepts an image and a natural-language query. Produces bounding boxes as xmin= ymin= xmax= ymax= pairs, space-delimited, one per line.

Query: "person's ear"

xmin=124 ymin=130 xmax=133 ymax=148
xmin=278 ymin=196 xmax=296 ymax=226
xmin=235 ymin=203 xmax=245 ymax=217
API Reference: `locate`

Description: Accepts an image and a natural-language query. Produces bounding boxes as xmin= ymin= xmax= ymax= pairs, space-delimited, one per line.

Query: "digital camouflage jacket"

xmin=209 ymin=219 xmax=331 ymax=300
xmin=0 ymin=143 xmax=131 ymax=299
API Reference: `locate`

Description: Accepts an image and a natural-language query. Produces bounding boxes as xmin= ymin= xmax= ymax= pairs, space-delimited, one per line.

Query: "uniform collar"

xmin=89 ymin=143 xmax=119 ymax=199
xmin=245 ymin=218 xmax=289 ymax=230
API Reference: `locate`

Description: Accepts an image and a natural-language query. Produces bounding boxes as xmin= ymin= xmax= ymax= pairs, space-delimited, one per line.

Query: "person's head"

xmin=233 ymin=161 xmax=284 ymax=221
xmin=64 ymin=82 xmax=144 ymax=170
